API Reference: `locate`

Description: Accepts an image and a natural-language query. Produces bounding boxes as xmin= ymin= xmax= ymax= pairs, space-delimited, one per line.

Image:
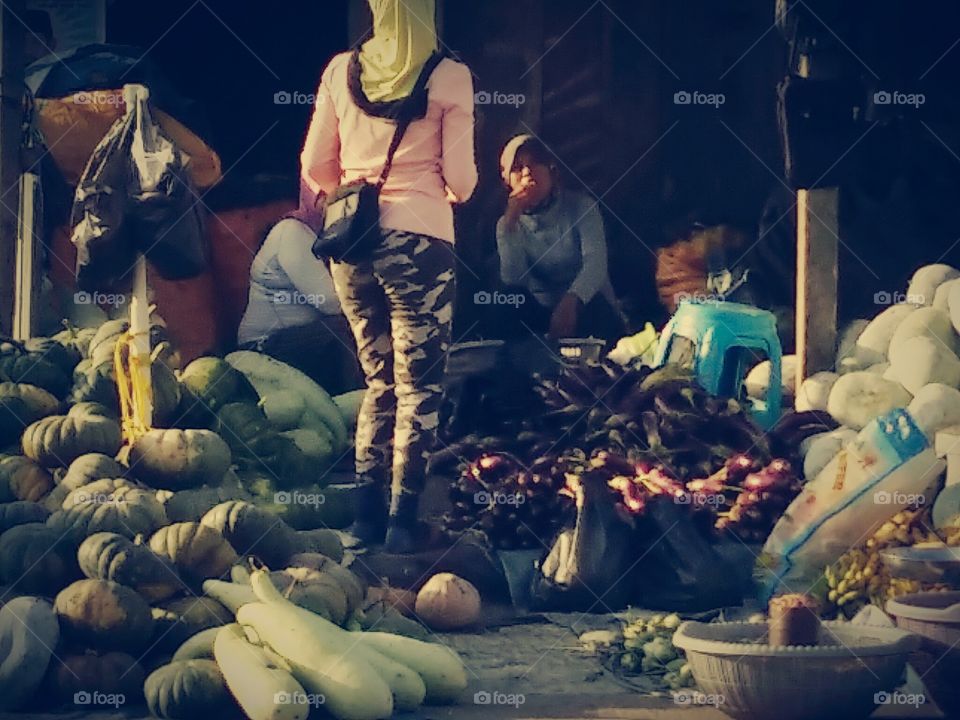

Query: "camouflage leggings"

xmin=330 ymin=230 xmax=455 ymax=512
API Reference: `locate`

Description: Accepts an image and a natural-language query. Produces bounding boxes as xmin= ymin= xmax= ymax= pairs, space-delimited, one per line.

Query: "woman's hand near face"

xmin=549 ymin=293 xmax=582 ymax=339
xmin=504 ymin=179 xmax=538 ymax=228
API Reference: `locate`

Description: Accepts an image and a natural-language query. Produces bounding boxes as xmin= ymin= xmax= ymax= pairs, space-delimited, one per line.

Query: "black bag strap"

xmin=376 ymin=52 xmax=446 ymax=190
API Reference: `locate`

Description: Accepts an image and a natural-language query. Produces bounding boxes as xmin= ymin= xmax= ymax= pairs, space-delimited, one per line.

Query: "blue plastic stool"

xmin=653 ymin=299 xmax=783 ymax=429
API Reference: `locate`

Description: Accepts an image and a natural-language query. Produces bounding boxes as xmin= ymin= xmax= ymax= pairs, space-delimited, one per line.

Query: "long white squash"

xmin=350 ymin=631 xmax=468 ymax=703
xmin=239 ymin=572 xmax=392 ymax=720
xmin=203 ymin=578 xmax=257 ymax=614
xmin=215 ymin=624 xmax=310 ymax=720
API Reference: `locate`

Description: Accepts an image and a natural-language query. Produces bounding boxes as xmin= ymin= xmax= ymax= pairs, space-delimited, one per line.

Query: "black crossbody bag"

xmin=312 ymin=51 xmax=445 ymax=263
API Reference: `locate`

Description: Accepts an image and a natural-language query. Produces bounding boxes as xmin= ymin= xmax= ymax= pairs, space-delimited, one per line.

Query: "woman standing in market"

xmin=496 ymin=134 xmax=625 ymax=341
xmin=301 ymin=0 xmax=477 ymax=553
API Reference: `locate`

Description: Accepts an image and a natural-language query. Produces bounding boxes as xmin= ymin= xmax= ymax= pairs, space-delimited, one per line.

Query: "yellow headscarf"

xmin=359 ymin=0 xmax=438 ymax=103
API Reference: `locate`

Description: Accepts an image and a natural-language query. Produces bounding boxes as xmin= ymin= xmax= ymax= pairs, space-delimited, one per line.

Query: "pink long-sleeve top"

xmin=300 ymin=52 xmax=478 ymax=243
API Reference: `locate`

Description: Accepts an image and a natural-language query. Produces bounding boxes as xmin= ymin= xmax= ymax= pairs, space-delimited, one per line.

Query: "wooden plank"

xmin=0 ymin=0 xmax=26 ymax=336
xmin=795 ymin=187 xmax=839 ymax=387
xmin=13 ymin=172 xmax=41 ymax=339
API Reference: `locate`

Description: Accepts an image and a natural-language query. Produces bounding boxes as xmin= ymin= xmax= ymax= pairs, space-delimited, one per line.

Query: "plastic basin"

xmin=887 ymin=591 xmax=960 ymax=717
xmin=881 ymin=546 xmax=960 ymax=584
xmin=673 ymin=621 xmax=919 ymax=720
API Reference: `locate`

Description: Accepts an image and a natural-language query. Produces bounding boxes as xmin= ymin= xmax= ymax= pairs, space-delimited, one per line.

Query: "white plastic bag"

xmin=760 ymin=408 xmax=944 ymax=599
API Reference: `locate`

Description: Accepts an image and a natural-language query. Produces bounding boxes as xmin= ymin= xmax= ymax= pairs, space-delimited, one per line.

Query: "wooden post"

xmin=13 ymin=172 xmax=41 ymax=339
xmin=796 ymin=187 xmax=839 ymax=386
xmin=0 ymin=0 xmax=26 ymax=336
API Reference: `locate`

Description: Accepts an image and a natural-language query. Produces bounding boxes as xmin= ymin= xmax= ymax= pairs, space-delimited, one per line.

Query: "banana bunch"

xmin=822 ymin=508 xmax=953 ymax=618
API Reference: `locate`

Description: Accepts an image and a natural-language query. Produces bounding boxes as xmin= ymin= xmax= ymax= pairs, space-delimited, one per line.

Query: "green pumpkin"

xmin=144 ymin=659 xmax=232 ymax=720
xmin=54 ymin=578 xmax=154 ymax=652
xmin=60 ymin=452 xmax=125 ymax=491
xmin=150 ymin=597 xmax=231 ymax=654
xmin=216 ymin=404 xmax=314 ymax=487
xmin=23 ymin=338 xmax=81 ymax=376
xmin=70 ymin=360 xmax=181 ymax=425
xmin=0 ymin=397 xmax=30 ymax=449
xmin=128 ymin=429 xmax=231 ymax=490
xmin=51 ymin=326 xmax=98 ymax=358
xmin=0 ymin=354 xmax=70 ymax=399
xmin=78 ymin=532 xmax=181 ymax=602
xmin=48 ymin=479 xmax=167 ymax=542
xmin=21 ymin=403 xmax=122 ymax=468
xmin=160 ymin=478 xmax=253 ymax=524
xmin=215 ymin=402 xmax=273 ymax=452
xmin=200 ymin=500 xmax=297 ymax=567
xmin=87 ymin=320 xmax=168 ymax=368
xmin=0 ymin=455 xmax=55 ymax=502
xmin=0 ymin=501 xmax=49 ymax=532
xmin=148 ymin=522 xmax=238 ymax=587
xmin=0 ymin=523 xmax=80 ymax=595
xmin=43 ymin=650 xmax=145 ymax=708
xmin=179 ymin=357 xmax=259 ymax=412
xmin=0 ymin=382 xmax=60 ymax=423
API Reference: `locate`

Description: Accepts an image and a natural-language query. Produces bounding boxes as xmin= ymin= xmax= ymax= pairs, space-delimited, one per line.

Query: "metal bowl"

xmin=881 ymin=545 xmax=960 ymax=584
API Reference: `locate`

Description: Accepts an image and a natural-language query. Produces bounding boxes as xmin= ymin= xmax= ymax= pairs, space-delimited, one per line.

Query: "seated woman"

xmin=238 ymin=184 xmax=361 ymax=394
xmin=495 ymin=134 xmax=626 ymax=342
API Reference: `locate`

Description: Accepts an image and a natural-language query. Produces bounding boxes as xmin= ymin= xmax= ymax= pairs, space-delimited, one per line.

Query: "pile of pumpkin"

xmin=0 ymin=319 xmax=450 ymax=717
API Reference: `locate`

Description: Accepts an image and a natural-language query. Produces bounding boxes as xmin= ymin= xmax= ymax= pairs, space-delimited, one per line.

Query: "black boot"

xmin=384 ymin=492 xmax=418 ymax=554
xmin=347 ymin=479 xmax=387 ymax=546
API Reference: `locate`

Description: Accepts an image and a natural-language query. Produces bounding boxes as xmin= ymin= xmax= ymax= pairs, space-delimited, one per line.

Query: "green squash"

xmin=60 ymin=452 xmax=125 ymax=491
xmin=216 ymin=404 xmax=315 ymax=488
xmin=78 ymin=532 xmax=181 ymax=602
xmin=200 ymin=500 xmax=297 ymax=567
xmin=0 ymin=382 xmax=60 ymax=423
xmin=54 ymin=578 xmax=154 ymax=652
xmin=0 ymin=397 xmax=30 ymax=450
xmin=21 ymin=403 xmax=122 ymax=468
xmin=51 ymin=325 xmax=98 ymax=358
xmin=128 ymin=429 xmax=231 ymax=490
xmin=0 ymin=501 xmax=49 ymax=532
xmin=86 ymin=319 xmax=168 ymax=368
xmin=150 ymin=597 xmax=231 ymax=654
xmin=48 ymin=479 xmax=167 ymax=542
xmin=43 ymin=650 xmax=145 ymax=708
xmin=179 ymin=357 xmax=259 ymax=412
xmin=23 ymin=338 xmax=81 ymax=376
xmin=144 ymin=659 xmax=232 ymax=720
xmin=70 ymin=360 xmax=181 ymax=425
xmin=160 ymin=479 xmax=253 ymax=524
xmin=0 ymin=523 xmax=81 ymax=595
xmin=0 ymin=354 xmax=70 ymax=398
xmin=0 ymin=455 xmax=55 ymax=502
xmin=148 ymin=522 xmax=238 ymax=587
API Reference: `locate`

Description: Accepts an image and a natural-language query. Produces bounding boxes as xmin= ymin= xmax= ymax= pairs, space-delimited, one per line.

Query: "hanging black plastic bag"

xmin=629 ymin=501 xmax=753 ymax=611
xmin=71 ymin=106 xmax=138 ymax=292
xmin=127 ymin=88 xmax=207 ymax=280
xmin=529 ymin=469 xmax=636 ymax=612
